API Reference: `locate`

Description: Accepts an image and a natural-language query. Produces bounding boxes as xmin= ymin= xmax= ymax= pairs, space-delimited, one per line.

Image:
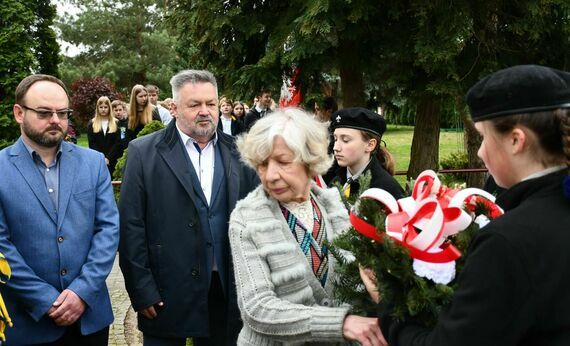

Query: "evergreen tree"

xmin=58 ymin=0 xmax=182 ymax=94
xmin=0 ymin=0 xmax=60 ymax=149
xmin=168 ymin=0 xmax=570 ymax=179
xmin=168 ymin=0 xmax=386 ymax=105
xmin=35 ymin=0 xmax=61 ymax=76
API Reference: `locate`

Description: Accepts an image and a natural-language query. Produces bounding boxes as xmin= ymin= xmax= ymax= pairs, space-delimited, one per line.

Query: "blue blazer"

xmin=0 ymin=138 xmax=119 ymax=344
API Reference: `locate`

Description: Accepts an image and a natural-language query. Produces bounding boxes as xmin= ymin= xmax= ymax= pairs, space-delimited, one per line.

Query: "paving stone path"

xmin=106 ymin=254 xmax=142 ymax=345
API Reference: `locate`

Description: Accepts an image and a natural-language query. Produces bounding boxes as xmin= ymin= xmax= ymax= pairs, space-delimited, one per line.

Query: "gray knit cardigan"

xmin=229 ymin=183 xmax=352 ymax=346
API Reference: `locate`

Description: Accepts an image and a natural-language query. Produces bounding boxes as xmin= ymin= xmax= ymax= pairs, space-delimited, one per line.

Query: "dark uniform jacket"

xmin=243 ymin=107 xmax=271 ymax=131
xmin=86 ymin=119 xmax=121 ymax=174
xmin=330 ymin=155 xmax=405 ymax=200
xmin=118 ymin=120 xmax=259 ymax=341
xmin=123 ymin=111 xmax=162 ymax=147
xmin=217 ymin=115 xmax=245 ymax=136
xmin=380 ymin=170 xmax=570 ymax=346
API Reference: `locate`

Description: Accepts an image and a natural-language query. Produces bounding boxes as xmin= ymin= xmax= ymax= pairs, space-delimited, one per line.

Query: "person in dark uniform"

xmin=483 ymin=174 xmax=506 ymax=197
xmin=87 ymin=96 xmax=121 ymax=175
xmin=124 ymin=84 xmax=161 ymax=145
xmin=360 ymin=65 xmax=570 ymax=345
xmin=112 ymin=99 xmax=128 ymax=140
xmin=243 ymin=88 xmax=272 ymax=131
xmin=217 ymin=97 xmax=244 ymax=136
xmin=329 ymin=107 xmax=405 ymax=200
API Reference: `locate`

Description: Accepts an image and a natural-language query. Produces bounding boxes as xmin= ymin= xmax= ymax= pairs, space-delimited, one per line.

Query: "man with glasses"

xmin=0 ymin=74 xmax=119 ymax=345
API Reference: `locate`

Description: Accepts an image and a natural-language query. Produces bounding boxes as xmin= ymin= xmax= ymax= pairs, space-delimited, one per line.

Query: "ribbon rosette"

xmin=350 ymin=170 xmax=503 ymax=284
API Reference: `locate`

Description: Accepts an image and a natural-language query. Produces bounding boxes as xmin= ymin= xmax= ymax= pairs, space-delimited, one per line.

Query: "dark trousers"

xmin=193 ymin=271 xmax=228 ymax=346
xmin=33 ymin=324 xmax=109 ymax=346
xmin=143 ymin=272 xmax=228 ymax=346
xmin=142 ymin=334 xmax=185 ymax=346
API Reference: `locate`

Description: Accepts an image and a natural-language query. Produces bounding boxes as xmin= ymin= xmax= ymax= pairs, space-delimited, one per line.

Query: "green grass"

xmin=383 ymin=125 xmax=465 ymax=173
xmin=77 ymin=135 xmax=88 ymax=148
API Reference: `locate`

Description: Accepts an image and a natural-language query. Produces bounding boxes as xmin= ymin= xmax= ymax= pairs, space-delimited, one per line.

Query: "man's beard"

xmin=23 ymin=121 xmax=65 ymax=148
xmin=192 ymin=115 xmax=216 ymax=138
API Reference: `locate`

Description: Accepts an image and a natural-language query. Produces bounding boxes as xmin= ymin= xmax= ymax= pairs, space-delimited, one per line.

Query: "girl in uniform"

xmin=330 ymin=107 xmax=405 ymax=200
xmin=87 ymin=96 xmax=120 ymax=175
xmin=217 ymin=97 xmax=244 ymax=136
xmin=362 ymin=65 xmax=570 ymax=345
xmin=125 ymin=85 xmax=160 ymax=144
xmin=232 ymin=101 xmax=247 ymax=123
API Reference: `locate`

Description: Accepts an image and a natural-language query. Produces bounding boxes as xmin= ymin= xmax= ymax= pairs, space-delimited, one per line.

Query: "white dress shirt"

xmin=158 ymin=105 xmax=173 ymax=125
xmin=101 ymin=119 xmax=109 ymax=135
xmin=177 ymin=124 xmax=217 ymax=205
xmin=343 ymin=159 xmax=371 ymax=190
xmin=255 ymin=105 xmax=268 ymax=117
xmin=221 ymin=116 xmax=233 ymax=136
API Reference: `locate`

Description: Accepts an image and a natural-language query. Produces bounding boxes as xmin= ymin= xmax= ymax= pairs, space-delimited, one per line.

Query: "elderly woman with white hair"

xmin=229 ymin=108 xmax=386 ymax=346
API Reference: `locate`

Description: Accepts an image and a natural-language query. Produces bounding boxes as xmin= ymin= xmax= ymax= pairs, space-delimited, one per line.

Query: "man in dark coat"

xmin=119 ymin=69 xmax=259 ymax=346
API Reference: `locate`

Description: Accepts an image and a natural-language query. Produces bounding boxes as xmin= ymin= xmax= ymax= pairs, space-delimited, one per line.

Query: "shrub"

xmin=70 ymin=77 xmax=123 ymax=131
xmin=113 ymin=120 xmax=165 ymax=200
xmin=439 ymin=151 xmax=469 ymax=185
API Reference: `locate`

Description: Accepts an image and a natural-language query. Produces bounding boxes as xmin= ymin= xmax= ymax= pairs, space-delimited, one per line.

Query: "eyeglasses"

xmin=20 ymin=105 xmax=72 ymax=120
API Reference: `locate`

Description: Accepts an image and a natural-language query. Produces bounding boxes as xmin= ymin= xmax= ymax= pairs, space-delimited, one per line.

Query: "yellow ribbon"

xmin=0 ymin=253 xmax=12 ymax=341
xmin=343 ymin=184 xmax=351 ymax=199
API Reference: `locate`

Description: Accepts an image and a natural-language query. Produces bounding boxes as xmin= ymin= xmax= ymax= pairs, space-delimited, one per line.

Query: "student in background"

xmin=111 ymin=99 xmax=128 ymax=140
xmin=232 ymin=101 xmax=247 ymax=123
xmin=124 ymin=85 xmax=160 ymax=145
xmin=87 ymin=96 xmax=121 ymax=175
xmin=146 ymin=84 xmax=173 ymax=125
xmin=244 ymin=88 xmax=273 ymax=131
xmin=217 ymin=97 xmax=244 ymax=136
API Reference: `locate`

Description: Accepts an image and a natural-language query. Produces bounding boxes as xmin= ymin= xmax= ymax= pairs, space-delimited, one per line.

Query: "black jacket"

xmin=217 ymin=115 xmax=245 ymax=136
xmin=330 ymin=156 xmax=405 ymax=200
xmin=86 ymin=119 xmax=121 ymax=173
xmin=118 ymin=120 xmax=259 ymax=341
xmin=380 ymin=170 xmax=570 ymax=346
xmin=243 ymin=107 xmax=271 ymax=131
xmin=123 ymin=112 xmax=162 ymax=146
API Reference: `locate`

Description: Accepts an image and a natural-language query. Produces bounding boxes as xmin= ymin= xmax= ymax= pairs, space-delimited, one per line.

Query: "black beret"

xmin=330 ymin=107 xmax=387 ymax=137
xmin=466 ymin=65 xmax=570 ymax=122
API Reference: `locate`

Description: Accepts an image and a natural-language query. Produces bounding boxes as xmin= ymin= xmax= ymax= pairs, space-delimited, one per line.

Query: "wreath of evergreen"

xmin=330 ymin=171 xmax=499 ymax=328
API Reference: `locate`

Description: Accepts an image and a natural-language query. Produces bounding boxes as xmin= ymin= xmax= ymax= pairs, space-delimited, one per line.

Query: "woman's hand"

xmin=359 ymin=265 xmax=380 ymax=304
xmin=343 ymin=315 xmax=387 ymax=346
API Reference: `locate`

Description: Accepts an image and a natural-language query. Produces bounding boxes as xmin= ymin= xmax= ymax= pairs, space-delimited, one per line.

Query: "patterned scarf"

xmin=280 ymin=197 xmax=329 ymax=287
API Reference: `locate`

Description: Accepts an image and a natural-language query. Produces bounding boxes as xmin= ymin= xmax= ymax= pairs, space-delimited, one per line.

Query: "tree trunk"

xmin=460 ymin=98 xmax=486 ymax=188
xmin=338 ymin=39 xmax=365 ymax=107
xmin=407 ymin=95 xmax=441 ymax=180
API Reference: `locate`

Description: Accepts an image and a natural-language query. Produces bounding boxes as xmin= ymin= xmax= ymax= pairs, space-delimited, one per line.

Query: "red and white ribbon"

xmin=350 ymin=170 xmax=503 ymax=264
